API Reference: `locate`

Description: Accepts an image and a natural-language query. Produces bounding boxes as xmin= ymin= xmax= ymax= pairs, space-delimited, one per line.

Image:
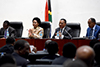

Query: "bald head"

xmin=76 ymin=46 xmax=95 ymax=67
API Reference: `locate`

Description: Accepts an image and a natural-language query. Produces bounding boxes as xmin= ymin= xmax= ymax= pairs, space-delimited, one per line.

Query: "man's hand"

xmin=59 ymin=31 xmax=62 ymax=37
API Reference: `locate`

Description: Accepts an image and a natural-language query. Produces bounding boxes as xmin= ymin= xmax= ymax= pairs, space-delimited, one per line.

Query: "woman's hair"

xmin=32 ymin=17 xmax=41 ymax=26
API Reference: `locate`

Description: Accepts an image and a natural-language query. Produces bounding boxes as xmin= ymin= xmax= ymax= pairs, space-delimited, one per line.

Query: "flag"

xmin=45 ymin=0 xmax=52 ymax=38
xmin=45 ymin=0 xmax=52 ymax=23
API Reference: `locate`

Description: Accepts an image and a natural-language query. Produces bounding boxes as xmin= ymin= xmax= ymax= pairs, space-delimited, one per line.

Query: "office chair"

xmin=96 ymin=22 xmax=100 ymax=26
xmin=28 ymin=53 xmax=49 ymax=64
xmin=9 ymin=22 xmax=23 ymax=38
xmin=66 ymin=23 xmax=81 ymax=37
xmin=40 ymin=22 xmax=51 ymax=38
xmin=27 ymin=65 xmax=63 ymax=67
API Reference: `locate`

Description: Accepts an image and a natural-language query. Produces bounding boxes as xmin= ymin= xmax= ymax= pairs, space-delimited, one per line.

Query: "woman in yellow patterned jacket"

xmin=28 ymin=17 xmax=44 ymax=39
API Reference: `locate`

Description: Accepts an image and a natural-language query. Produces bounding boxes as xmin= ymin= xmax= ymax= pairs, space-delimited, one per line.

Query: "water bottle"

xmin=6 ymin=30 xmax=9 ymax=38
xmin=1 ymin=52 xmax=4 ymax=56
xmin=57 ymin=31 xmax=59 ymax=37
xmin=39 ymin=31 xmax=42 ymax=39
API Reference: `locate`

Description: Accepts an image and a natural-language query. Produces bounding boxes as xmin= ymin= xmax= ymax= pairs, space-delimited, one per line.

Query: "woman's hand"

xmin=29 ymin=29 xmax=33 ymax=36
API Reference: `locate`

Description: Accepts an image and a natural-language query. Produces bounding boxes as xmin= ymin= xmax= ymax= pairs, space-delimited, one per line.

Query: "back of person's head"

xmin=14 ymin=40 xmax=30 ymax=59
xmin=89 ymin=39 xmax=99 ymax=48
xmin=14 ymin=40 xmax=28 ymax=50
xmin=45 ymin=40 xmax=52 ymax=49
xmin=63 ymin=42 xmax=76 ymax=58
xmin=76 ymin=46 xmax=95 ymax=67
xmin=0 ymin=54 xmax=16 ymax=67
xmin=63 ymin=59 xmax=88 ymax=67
xmin=3 ymin=20 xmax=10 ymax=26
xmin=47 ymin=41 xmax=59 ymax=55
xmin=6 ymin=36 xmax=15 ymax=44
xmin=93 ymin=42 xmax=100 ymax=63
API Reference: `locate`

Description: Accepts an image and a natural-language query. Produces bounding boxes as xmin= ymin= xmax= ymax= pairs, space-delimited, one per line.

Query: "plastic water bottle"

xmin=57 ymin=31 xmax=59 ymax=37
xmin=6 ymin=30 xmax=9 ymax=38
xmin=39 ymin=31 xmax=42 ymax=39
xmin=1 ymin=52 xmax=4 ymax=56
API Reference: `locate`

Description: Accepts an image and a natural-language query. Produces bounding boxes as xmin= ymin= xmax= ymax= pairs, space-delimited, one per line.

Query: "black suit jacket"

xmin=0 ymin=26 xmax=16 ymax=38
xmin=52 ymin=26 xmax=72 ymax=39
xmin=0 ymin=44 xmax=14 ymax=54
xmin=12 ymin=52 xmax=30 ymax=67
xmin=52 ymin=56 xmax=70 ymax=65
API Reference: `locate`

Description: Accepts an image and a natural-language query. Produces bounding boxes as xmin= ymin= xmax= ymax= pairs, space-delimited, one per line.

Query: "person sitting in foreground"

xmin=52 ymin=42 xmax=76 ymax=65
xmin=0 ymin=36 xmax=15 ymax=54
xmin=12 ymin=40 xmax=30 ymax=67
xmin=93 ymin=42 xmax=100 ymax=67
xmin=0 ymin=54 xmax=17 ymax=67
xmin=63 ymin=59 xmax=88 ymax=67
xmin=41 ymin=41 xmax=59 ymax=60
xmin=76 ymin=46 xmax=95 ymax=67
xmin=28 ymin=17 xmax=44 ymax=39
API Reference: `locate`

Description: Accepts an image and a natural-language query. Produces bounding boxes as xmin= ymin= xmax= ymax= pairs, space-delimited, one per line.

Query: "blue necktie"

xmin=61 ymin=29 xmax=62 ymax=33
xmin=4 ymin=30 xmax=7 ymax=38
xmin=89 ymin=28 xmax=93 ymax=39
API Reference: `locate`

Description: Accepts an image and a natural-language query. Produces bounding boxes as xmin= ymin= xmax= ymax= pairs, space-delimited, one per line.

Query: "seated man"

xmin=52 ymin=18 xmax=72 ymax=39
xmin=76 ymin=46 xmax=95 ymax=67
xmin=35 ymin=40 xmax=52 ymax=54
xmin=52 ymin=42 xmax=76 ymax=65
xmin=41 ymin=41 xmax=59 ymax=60
xmin=0 ymin=36 xmax=15 ymax=54
xmin=12 ymin=40 xmax=30 ymax=67
xmin=86 ymin=18 xmax=100 ymax=39
xmin=0 ymin=54 xmax=17 ymax=67
xmin=0 ymin=20 xmax=16 ymax=38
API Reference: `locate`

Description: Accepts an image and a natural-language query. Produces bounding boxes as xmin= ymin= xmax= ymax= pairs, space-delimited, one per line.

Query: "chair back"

xmin=10 ymin=22 xmax=23 ymax=37
xmin=40 ymin=22 xmax=51 ymax=38
xmin=96 ymin=22 xmax=100 ymax=26
xmin=67 ymin=23 xmax=81 ymax=37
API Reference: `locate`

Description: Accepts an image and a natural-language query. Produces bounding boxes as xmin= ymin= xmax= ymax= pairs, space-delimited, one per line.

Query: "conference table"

xmin=0 ymin=38 xmax=91 ymax=55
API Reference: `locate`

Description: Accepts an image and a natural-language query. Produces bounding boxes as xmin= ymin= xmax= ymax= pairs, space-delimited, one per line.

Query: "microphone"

xmin=65 ymin=29 xmax=72 ymax=39
xmin=47 ymin=28 xmax=50 ymax=38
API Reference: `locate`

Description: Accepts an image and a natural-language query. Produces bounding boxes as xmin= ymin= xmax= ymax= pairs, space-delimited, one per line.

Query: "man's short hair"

xmin=14 ymin=40 xmax=28 ymax=50
xmin=47 ymin=41 xmax=59 ymax=55
xmin=90 ymin=18 xmax=96 ymax=23
xmin=3 ymin=20 xmax=10 ymax=26
xmin=63 ymin=42 xmax=76 ymax=58
xmin=6 ymin=37 xmax=15 ymax=44
xmin=60 ymin=18 xmax=67 ymax=23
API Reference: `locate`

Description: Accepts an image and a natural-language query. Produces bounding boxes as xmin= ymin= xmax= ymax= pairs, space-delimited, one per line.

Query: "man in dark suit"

xmin=52 ymin=18 xmax=72 ymax=39
xmin=12 ymin=40 xmax=30 ymax=67
xmin=76 ymin=46 xmax=95 ymax=67
xmin=41 ymin=41 xmax=59 ymax=60
xmin=86 ymin=18 xmax=100 ymax=39
xmin=52 ymin=42 xmax=76 ymax=65
xmin=35 ymin=40 xmax=52 ymax=54
xmin=93 ymin=42 xmax=100 ymax=67
xmin=0 ymin=20 xmax=16 ymax=38
xmin=0 ymin=36 xmax=15 ymax=54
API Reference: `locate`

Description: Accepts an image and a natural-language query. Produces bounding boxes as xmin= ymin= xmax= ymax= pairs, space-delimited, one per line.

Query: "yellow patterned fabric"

xmin=28 ymin=26 xmax=44 ymax=39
